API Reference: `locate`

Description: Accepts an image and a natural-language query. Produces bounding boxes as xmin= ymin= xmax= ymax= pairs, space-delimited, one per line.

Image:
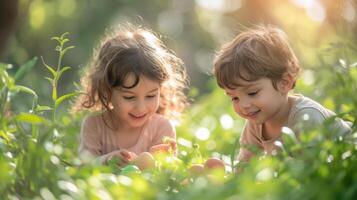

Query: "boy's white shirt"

xmin=238 ymin=95 xmax=352 ymax=162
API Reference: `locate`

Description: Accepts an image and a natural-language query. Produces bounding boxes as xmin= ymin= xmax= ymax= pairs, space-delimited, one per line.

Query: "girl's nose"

xmin=135 ymin=100 xmax=146 ymax=111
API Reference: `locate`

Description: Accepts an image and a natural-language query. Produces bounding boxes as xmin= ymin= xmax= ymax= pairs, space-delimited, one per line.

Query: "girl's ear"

xmin=278 ymin=73 xmax=295 ymax=94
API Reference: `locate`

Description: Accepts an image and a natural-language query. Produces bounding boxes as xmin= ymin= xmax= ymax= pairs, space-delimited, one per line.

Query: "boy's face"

xmin=111 ymin=74 xmax=160 ymax=129
xmin=224 ymin=78 xmax=289 ymax=125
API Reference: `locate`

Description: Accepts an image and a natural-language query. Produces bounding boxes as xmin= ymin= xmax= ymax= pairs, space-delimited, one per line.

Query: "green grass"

xmin=1 ymin=34 xmax=356 ymax=199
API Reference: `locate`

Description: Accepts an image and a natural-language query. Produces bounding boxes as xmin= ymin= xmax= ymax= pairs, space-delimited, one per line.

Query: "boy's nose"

xmin=239 ymin=100 xmax=252 ymax=111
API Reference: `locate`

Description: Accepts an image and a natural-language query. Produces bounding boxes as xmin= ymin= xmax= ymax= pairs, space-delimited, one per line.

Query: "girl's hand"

xmin=163 ymin=137 xmax=177 ymax=150
xmin=149 ymin=137 xmax=176 ymax=155
xmin=107 ymin=149 xmax=137 ymax=167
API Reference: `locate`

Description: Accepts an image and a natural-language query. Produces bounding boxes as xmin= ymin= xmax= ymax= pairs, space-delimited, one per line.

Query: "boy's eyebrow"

xmin=225 ymin=83 xmax=260 ymax=95
xmin=239 ymin=82 xmax=261 ymax=89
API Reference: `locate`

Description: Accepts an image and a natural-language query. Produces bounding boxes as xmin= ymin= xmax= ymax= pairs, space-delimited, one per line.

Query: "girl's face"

xmin=224 ymin=77 xmax=289 ymax=125
xmin=111 ymin=74 xmax=160 ymax=129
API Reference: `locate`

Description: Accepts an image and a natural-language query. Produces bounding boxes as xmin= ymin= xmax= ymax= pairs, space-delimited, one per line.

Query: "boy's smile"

xmin=224 ymin=77 xmax=290 ymax=127
xmin=243 ymin=109 xmax=261 ymax=119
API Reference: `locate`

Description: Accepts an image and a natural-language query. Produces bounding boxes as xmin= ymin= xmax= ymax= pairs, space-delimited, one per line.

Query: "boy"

xmin=213 ymin=26 xmax=352 ymax=162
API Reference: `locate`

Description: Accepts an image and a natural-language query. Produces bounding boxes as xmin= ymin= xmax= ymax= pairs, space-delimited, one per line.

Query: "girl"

xmin=74 ymin=24 xmax=188 ymax=166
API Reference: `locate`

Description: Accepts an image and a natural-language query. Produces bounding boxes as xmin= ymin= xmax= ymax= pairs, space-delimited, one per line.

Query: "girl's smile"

xmin=111 ymin=74 xmax=161 ymax=131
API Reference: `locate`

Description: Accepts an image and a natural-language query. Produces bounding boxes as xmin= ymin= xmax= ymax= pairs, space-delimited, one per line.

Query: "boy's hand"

xmin=107 ymin=149 xmax=137 ymax=167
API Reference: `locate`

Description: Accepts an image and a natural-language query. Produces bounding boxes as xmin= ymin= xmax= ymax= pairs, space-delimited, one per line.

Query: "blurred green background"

xmin=2 ymin=0 xmax=357 ymax=109
xmin=1 ymin=1 xmax=357 ymax=199
xmin=2 ymin=0 xmax=357 ymax=155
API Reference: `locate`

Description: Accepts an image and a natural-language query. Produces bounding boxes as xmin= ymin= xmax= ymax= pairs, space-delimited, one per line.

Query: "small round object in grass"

xmin=188 ymin=164 xmax=205 ymax=176
xmin=204 ymin=158 xmax=225 ymax=173
xmin=120 ymin=164 xmax=141 ymax=174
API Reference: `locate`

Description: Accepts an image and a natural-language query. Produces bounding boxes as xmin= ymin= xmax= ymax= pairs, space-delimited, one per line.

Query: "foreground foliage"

xmin=1 ymin=35 xmax=357 ymax=200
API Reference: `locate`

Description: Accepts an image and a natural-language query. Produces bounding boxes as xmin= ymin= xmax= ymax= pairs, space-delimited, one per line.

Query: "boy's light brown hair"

xmin=214 ymin=25 xmax=301 ymax=90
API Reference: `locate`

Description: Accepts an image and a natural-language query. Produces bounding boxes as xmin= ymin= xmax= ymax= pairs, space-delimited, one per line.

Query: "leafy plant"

xmin=0 ymin=36 xmax=356 ymax=199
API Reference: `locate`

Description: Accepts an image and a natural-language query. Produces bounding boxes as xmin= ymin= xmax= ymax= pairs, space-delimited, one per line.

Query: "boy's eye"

xmin=231 ymin=97 xmax=239 ymax=102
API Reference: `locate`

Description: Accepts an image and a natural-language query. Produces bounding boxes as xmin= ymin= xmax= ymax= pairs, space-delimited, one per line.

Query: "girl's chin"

xmin=127 ymin=116 xmax=148 ymax=126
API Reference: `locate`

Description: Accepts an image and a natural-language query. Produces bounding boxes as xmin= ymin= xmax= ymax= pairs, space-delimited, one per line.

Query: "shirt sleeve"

xmin=291 ymin=107 xmax=324 ymax=131
xmin=78 ymin=115 xmax=111 ymax=164
xmin=292 ymin=107 xmax=352 ymax=139
xmin=237 ymin=122 xmax=262 ymax=162
xmin=151 ymin=116 xmax=176 ymax=146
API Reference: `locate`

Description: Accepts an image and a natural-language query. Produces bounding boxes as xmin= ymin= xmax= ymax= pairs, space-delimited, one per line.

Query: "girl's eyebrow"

xmin=121 ymin=88 xmax=159 ymax=94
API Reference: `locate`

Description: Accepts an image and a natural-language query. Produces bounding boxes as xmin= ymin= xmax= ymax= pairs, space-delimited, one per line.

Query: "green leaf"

xmin=55 ymin=45 xmax=62 ymax=52
xmin=14 ymin=57 xmax=38 ymax=81
xmin=60 ymin=32 xmax=69 ymax=39
xmin=35 ymin=105 xmax=52 ymax=112
xmin=60 ymin=38 xmax=70 ymax=46
xmin=61 ymin=46 xmax=75 ymax=57
xmin=1 ymin=70 xmax=15 ymax=88
xmin=57 ymin=66 xmax=71 ymax=80
xmin=44 ymin=77 xmax=53 ymax=84
xmin=0 ymin=130 xmax=10 ymax=142
xmin=41 ymin=56 xmax=56 ymax=78
xmin=55 ymin=92 xmax=78 ymax=108
xmin=15 ymin=113 xmax=48 ymax=124
xmin=13 ymin=85 xmax=38 ymax=98
xmin=0 ymin=63 xmax=13 ymax=70
xmin=51 ymin=36 xmax=61 ymax=43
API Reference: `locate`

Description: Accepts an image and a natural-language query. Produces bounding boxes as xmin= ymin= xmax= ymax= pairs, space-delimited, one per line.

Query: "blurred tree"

xmin=0 ymin=0 xmax=18 ymax=55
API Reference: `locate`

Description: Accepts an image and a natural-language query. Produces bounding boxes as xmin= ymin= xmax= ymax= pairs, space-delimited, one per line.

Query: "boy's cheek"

xmin=235 ymin=110 xmax=246 ymax=119
xmin=233 ymin=106 xmax=241 ymax=116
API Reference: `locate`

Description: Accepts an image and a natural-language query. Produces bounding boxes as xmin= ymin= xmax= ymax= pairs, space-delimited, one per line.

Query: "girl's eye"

xmin=123 ymin=96 xmax=135 ymax=100
xmin=146 ymin=95 xmax=156 ymax=98
xmin=248 ymin=91 xmax=258 ymax=96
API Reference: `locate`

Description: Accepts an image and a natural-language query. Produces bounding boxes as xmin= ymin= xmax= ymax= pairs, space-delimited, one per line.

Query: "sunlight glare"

xmin=178 ymin=137 xmax=192 ymax=148
xmin=302 ymin=69 xmax=315 ymax=86
xmin=220 ymin=114 xmax=234 ymax=130
xmin=118 ymin=175 xmax=133 ymax=186
xmin=291 ymin=0 xmax=326 ymax=22
xmin=291 ymin=0 xmax=314 ymax=9
xmin=342 ymin=0 xmax=356 ymax=22
xmin=306 ymin=1 xmax=326 ymax=23
xmin=195 ymin=0 xmax=241 ymax=12
xmin=195 ymin=127 xmax=210 ymax=140
xmin=256 ymin=168 xmax=273 ymax=181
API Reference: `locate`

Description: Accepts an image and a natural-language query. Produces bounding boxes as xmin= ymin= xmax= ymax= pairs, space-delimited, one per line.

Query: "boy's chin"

xmin=247 ymin=118 xmax=264 ymax=125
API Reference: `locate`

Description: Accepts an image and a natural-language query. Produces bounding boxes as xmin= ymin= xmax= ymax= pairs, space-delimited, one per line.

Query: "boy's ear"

xmin=278 ymin=73 xmax=295 ymax=94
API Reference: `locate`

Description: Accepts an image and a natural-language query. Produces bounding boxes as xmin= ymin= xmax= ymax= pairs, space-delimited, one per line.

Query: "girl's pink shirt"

xmin=78 ymin=113 xmax=175 ymax=163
